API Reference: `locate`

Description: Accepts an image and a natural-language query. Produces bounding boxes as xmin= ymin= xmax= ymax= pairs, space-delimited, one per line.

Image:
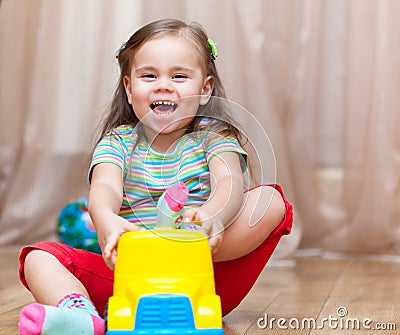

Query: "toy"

xmin=105 ymin=229 xmax=224 ymax=334
xmin=157 ymin=182 xmax=202 ymax=231
xmin=156 ymin=182 xmax=189 ymax=228
xmin=56 ymin=182 xmax=192 ymax=254
xmin=57 ymin=196 xmax=101 ymax=254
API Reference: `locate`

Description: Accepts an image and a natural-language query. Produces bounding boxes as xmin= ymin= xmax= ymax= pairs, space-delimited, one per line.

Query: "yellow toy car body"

xmin=106 ymin=229 xmax=223 ymax=334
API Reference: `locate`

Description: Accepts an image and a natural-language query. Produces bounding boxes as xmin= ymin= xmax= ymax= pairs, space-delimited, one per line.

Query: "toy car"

xmin=105 ymin=228 xmax=224 ymax=334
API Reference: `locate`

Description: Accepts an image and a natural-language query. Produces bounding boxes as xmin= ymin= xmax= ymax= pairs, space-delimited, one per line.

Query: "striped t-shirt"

xmin=89 ymin=122 xmax=247 ymax=228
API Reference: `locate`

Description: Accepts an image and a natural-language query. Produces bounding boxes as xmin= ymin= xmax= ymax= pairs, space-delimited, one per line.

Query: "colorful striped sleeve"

xmin=205 ymin=135 xmax=248 ymax=172
xmin=88 ymin=126 xmax=136 ymax=183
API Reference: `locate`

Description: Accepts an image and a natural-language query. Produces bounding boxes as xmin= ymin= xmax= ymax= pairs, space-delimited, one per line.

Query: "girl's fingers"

xmin=208 ymin=234 xmax=223 ymax=256
xmin=104 ymin=235 xmax=119 ymax=269
xmin=201 ymin=219 xmax=212 ymax=235
xmin=104 ymin=231 xmax=120 ymax=257
xmin=121 ymin=221 xmax=142 ymax=232
xmin=110 ymin=249 xmax=117 ymax=267
xmin=103 ymin=222 xmax=141 ymax=269
xmin=183 ymin=209 xmax=196 ymax=222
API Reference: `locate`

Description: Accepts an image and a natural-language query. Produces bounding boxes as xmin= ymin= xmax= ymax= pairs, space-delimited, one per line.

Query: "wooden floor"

xmin=1 ymin=247 xmax=400 ymax=334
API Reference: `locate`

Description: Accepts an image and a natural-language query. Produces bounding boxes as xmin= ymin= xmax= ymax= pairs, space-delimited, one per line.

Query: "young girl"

xmin=18 ymin=19 xmax=292 ymax=335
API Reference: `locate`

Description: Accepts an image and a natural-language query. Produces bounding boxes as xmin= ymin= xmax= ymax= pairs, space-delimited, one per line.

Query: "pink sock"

xmin=18 ymin=294 xmax=104 ymax=335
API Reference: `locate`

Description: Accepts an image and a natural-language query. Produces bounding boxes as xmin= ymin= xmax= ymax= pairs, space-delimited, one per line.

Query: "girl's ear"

xmin=200 ymin=76 xmax=214 ymax=105
xmin=123 ymin=75 xmax=132 ymax=104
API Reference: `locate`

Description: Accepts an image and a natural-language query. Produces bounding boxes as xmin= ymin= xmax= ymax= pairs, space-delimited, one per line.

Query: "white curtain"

xmin=1 ymin=0 xmax=400 ymax=256
xmin=0 ymin=0 xmax=145 ymax=244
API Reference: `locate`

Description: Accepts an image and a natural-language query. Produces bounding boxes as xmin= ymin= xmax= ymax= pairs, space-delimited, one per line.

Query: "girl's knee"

xmin=25 ymin=249 xmax=51 ymax=265
xmin=268 ymin=187 xmax=286 ymax=226
xmin=24 ymin=250 xmax=46 ymax=273
xmin=215 ymin=186 xmax=286 ymax=260
xmin=23 ymin=249 xmax=60 ymax=278
xmin=246 ymin=185 xmax=285 ymax=229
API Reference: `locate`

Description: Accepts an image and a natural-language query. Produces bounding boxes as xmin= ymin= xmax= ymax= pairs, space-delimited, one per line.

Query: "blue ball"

xmin=57 ymin=196 xmax=101 ymax=254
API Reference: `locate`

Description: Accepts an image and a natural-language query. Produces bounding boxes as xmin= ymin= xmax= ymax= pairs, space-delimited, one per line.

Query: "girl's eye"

xmin=172 ymin=74 xmax=188 ymax=80
xmin=141 ymin=74 xmax=156 ymax=79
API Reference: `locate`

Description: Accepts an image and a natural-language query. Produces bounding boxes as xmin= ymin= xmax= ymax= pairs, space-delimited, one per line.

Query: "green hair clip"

xmin=207 ymin=38 xmax=218 ymax=60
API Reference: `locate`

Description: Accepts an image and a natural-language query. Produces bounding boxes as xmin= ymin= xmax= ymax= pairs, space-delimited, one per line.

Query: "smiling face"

xmin=123 ymin=36 xmax=214 ymax=152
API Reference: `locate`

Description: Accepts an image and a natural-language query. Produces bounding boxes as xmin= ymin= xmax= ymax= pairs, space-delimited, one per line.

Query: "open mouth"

xmin=150 ymin=101 xmax=178 ymax=114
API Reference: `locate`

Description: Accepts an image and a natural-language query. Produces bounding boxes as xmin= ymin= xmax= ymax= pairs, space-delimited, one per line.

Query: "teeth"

xmin=150 ymin=100 xmax=178 ymax=112
xmin=153 ymin=101 xmax=174 ymax=106
xmin=154 ymin=101 xmax=173 ymax=106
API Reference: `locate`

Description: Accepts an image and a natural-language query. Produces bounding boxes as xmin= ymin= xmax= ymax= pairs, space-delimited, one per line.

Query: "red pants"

xmin=19 ymin=184 xmax=292 ymax=317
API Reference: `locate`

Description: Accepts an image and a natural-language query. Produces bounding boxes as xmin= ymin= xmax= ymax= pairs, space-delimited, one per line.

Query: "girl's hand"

xmin=97 ymin=214 xmax=142 ymax=269
xmin=183 ymin=208 xmax=224 ymax=256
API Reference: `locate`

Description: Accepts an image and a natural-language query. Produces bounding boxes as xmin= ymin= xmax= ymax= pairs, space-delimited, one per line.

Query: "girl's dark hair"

xmin=96 ymin=18 xmax=242 ymax=146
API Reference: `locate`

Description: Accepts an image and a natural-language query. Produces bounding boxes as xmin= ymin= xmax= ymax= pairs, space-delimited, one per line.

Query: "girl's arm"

xmin=183 ymin=151 xmax=244 ymax=255
xmin=88 ymin=162 xmax=140 ymax=269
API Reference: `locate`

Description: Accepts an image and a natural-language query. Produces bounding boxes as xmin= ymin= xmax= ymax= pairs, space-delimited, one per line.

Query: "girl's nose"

xmin=154 ymin=77 xmax=174 ymax=92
